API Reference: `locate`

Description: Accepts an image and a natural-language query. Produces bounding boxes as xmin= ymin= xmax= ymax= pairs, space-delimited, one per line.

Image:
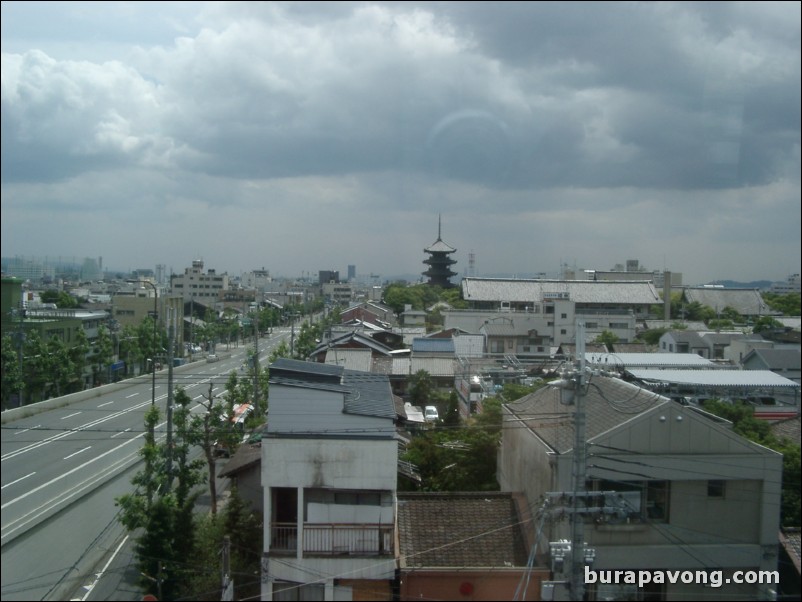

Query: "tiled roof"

xmin=770 ymin=416 xmax=801 ymax=445
xmin=412 ymin=338 xmax=455 ymax=353
xmin=744 ymin=348 xmax=801 ymax=371
xmin=269 ymin=358 xmax=396 ymax=419
xmin=397 ymin=492 xmax=530 ymax=568
xmin=424 ymin=239 xmax=456 ymax=253
xmin=462 ymin=277 xmax=661 ymax=305
xmin=218 ymin=442 xmax=262 ymax=478
xmin=780 ymin=528 xmax=801 ymax=575
xmin=324 ymin=348 xmax=373 ymax=372
xmin=389 ymin=357 xmax=458 ymax=377
xmin=342 ymin=370 xmax=397 ymax=419
xmin=586 ymin=352 xmax=716 ymax=368
xmin=628 ymin=369 xmax=801 ymax=388
xmin=683 ymin=287 xmax=771 ymax=316
xmin=505 ymin=377 xmax=670 ymax=453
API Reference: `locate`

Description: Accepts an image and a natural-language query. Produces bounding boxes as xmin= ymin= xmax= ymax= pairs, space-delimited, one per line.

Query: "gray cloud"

xmin=1 ymin=1 xmax=799 ymax=283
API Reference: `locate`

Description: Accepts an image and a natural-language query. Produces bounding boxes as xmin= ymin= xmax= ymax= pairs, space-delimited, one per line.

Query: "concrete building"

xmin=498 ymin=376 xmax=783 ymax=601
xmin=262 ymin=359 xmax=397 ymax=601
xmin=170 ymin=259 xmax=229 ymax=303
xmin=445 ymin=277 xmax=660 ymax=348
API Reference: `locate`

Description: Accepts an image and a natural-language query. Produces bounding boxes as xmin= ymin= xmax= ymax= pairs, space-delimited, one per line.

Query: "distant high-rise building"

xmin=319 ymin=270 xmax=339 ymax=284
xmin=422 ymin=215 xmax=457 ymax=288
xmin=347 ymin=264 xmax=356 ymax=281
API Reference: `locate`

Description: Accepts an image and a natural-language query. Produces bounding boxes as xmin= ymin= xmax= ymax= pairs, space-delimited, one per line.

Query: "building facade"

xmin=262 ymin=359 xmax=397 ymax=601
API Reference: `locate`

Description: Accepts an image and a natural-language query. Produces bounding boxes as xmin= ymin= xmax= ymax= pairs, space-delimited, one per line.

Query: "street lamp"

xmin=128 ymin=279 xmax=158 ymax=407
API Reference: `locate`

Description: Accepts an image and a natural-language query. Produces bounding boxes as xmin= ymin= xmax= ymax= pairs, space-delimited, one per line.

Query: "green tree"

xmin=69 ymin=327 xmax=90 ymax=389
xmin=719 ymin=306 xmax=741 ymax=322
xmin=408 ymin=369 xmax=434 ymax=407
xmin=40 ymin=290 xmax=79 ymax=309
xmin=762 ymin=292 xmax=801 ymax=316
xmin=118 ymin=324 xmax=142 ymax=377
xmin=46 ymin=336 xmax=74 ymax=397
xmin=185 ymin=384 xmax=236 ymax=515
xmin=752 ymin=316 xmax=784 ymax=334
xmin=684 ymin=301 xmax=716 ymax=322
xmin=22 ymin=331 xmax=49 ymax=402
xmin=90 ymin=325 xmax=114 ymax=385
xmin=269 ymin=340 xmax=291 ymax=363
xmin=116 ymin=401 xmax=206 ymax=599
xmin=1 ymin=334 xmax=24 ymax=409
xmin=637 ymin=327 xmax=668 ymax=346
xmin=442 ymin=390 xmax=461 ymax=428
xmin=593 ymin=329 xmax=618 ymax=349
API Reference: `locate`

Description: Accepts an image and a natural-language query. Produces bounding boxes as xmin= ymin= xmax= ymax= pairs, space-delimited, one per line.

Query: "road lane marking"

xmin=78 ymin=534 xmax=129 ymax=601
xmin=97 ymin=401 xmax=114 ymax=408
xmin=61 ymin=412 xmax=82 ymax=420
xmin=1 ymin=472 xmax=36 ymax=490
xmin=63 ymin=447 xmax=92 ymax=460
xmin=110 ymin=428 xmax=131 ymax=439
xmin=14 ymin=425 xmax=41 ymax=436
xmin=2 ymin=419 xmax=167 ymax=513
xmin=1 ymin=395 xmax=166 ymax=462
xmin=125 ymin=392 xmax=139 ymax=398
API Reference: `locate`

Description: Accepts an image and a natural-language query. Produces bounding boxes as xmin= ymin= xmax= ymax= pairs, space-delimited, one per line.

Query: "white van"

xmin=424 ymin=405 xmax=439 ymax=422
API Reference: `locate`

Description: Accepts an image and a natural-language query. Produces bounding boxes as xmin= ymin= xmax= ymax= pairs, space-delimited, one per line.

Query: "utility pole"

xmin=221 ymin=535 xmax=233 ymax=601
xmin=165 ymin=310 xmax=175 ymax=492
xmin=253 ymin=307 xmax=261 ymax=415
xmin=569 ymin=321 xmax=588 ymax=600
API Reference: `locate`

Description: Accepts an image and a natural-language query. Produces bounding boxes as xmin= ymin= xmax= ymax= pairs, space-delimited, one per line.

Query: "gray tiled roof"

xmin=269 ymin=358 xmax=396 ymax=419
xmin=505 ymin=377 xmax=670 ymax=453
xmin=397 ymin=492 xmax=529 ymax=568
xmin=628 ymin=369 xmax=800 ymax=388
xmin=462 ymin=277 xmax=661 ymax=304
xmin=412 ymin=338 xmax=455 ymax=353
xmin=586 ymin=352 xmax=716 ymax=368
xmin=744 ymin=348 xmax=801 ymax=371
xmin=342 ymin=370 xmax=397 ymax=419
xmin=683 ymin=287 xmax=770 ymax=316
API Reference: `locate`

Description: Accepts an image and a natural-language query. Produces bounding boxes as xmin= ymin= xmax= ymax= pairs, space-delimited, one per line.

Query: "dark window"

xmin=707 ymin=480 xmax=725 ymax=498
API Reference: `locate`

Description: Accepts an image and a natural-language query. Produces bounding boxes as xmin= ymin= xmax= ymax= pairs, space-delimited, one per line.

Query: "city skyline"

xmin=2 ymin=2 xmax=800 ymax=284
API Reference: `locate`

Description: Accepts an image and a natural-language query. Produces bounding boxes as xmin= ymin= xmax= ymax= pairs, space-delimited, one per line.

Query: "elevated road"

xmin=1 ymin=328 xmax=291 ymax=601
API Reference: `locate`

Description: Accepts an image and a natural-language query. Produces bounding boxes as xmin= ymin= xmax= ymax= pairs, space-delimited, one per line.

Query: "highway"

xmin=1 ymin=328 xmax=292 ymax=601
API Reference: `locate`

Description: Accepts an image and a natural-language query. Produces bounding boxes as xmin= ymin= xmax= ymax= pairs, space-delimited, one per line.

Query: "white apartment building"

xmin=170 ymin=259 xmax=229 ymax=302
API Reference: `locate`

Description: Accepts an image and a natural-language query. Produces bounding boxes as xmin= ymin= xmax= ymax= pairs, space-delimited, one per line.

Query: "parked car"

xmin=206 ymin=354 xmax=219 ymax=363
xmin=424 ymin=405 xmax=439 ymax=422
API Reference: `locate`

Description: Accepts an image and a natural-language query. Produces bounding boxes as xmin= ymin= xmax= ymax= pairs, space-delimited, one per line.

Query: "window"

xmin=560 ymin=329 xmax=567 ymax=335
xmin=591 ymin=480 xmax=669 ymax=523
xmin=707 ymin=480 xmax=725 ymax=498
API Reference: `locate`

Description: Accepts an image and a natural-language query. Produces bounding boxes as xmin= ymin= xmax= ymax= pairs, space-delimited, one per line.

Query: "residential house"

xmin=397 ymin=492 xmax=546 ymax=601
xmin=340 ymin=301 xmax=396 ymax=328
xmin=498 ymin=376 xmax=782 ymax=601
xmin=742 ymin=348 xmax=801 ymax=385
xmin=218 ymin=439 xmax=263 ymax=514
xmin=262 ymin=359 xmax=397 ymax=601
xmin=658 ymin=330 xmax=711 ymax=356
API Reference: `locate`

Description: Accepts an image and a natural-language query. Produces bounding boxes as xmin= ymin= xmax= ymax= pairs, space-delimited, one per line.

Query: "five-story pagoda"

xmin=422 ymin=216 xmax=457 ymax=288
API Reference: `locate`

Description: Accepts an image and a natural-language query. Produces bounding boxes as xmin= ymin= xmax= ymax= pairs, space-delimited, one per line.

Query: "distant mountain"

xmin=703 ymin=280 xmax=774 ymax=290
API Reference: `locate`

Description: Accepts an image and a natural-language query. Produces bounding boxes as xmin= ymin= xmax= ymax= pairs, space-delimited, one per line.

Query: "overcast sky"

xmin=2 ymin=1 xmax=799 ymax=285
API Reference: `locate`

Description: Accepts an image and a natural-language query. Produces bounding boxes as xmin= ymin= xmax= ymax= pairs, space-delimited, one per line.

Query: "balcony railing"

xmin=270 ymin=522 xmax=394 ymax=557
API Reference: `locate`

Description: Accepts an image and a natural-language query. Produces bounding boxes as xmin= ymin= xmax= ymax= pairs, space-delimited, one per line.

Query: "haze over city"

xmin=2 ymin=1 xmax=800 ymax=284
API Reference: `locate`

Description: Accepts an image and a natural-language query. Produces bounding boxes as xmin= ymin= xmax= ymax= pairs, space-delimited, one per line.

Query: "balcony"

xmin=270 ymin=522 xmax=394 ymax=557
